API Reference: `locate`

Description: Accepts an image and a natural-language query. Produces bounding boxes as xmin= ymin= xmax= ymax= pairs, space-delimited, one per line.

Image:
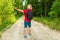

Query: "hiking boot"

xmin=24 ymin=35 xmax=27 ymax=39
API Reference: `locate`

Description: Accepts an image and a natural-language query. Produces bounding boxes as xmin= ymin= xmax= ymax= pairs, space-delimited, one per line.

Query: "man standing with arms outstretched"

xmin=14 ymin=4 xmax=32 ymax=39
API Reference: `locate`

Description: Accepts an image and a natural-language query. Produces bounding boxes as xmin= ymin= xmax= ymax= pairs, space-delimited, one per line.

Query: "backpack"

xmin=26 ymin=10 xmax=33 ymax=20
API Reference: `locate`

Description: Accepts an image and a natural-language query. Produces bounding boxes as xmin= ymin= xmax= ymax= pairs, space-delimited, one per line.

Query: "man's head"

xmin=27 ymin=4 xmax=32 ymax=10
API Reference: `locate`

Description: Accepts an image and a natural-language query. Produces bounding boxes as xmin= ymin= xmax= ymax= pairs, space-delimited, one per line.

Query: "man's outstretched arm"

xmin=14 ymin=7 xmax=24 ymax=13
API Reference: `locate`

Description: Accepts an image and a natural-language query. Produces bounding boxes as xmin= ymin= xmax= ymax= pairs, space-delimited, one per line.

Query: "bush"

xmin=48 ymin=11 xmax=57 ymax=18
xmin=48 ymin=0 xmax=60 ymax=18
xmin=0 ymin=0 xmax=16 ymax=31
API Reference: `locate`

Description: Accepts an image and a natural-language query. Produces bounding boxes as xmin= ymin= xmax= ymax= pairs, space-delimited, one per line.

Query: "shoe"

xmin=24 ymin=35 xmax=27 ymax=39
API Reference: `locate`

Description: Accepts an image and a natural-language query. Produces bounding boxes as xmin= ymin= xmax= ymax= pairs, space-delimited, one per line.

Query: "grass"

xmin=33 ymin=17 xmax=60 ymax=31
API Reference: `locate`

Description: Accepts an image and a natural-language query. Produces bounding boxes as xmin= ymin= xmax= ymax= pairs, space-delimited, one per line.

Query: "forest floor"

xmin=1 ymin=16 xmax=60 ymax=40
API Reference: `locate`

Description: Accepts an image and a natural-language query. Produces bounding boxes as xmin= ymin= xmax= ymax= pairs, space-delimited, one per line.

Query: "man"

xmin=14 ymin=4 xmax=32 ymax=38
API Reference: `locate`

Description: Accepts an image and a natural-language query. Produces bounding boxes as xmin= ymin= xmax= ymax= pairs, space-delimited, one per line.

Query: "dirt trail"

xmin=1 ymin=16 xmax=60 ymax=40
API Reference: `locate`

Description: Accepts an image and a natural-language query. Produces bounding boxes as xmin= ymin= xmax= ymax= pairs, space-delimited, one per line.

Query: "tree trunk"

xmin=44 ymin=0 xmax=48 ymax=17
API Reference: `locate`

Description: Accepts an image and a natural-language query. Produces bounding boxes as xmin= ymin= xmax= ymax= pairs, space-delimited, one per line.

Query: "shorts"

xmin=24 ymin=21 xmax=31 ymax=28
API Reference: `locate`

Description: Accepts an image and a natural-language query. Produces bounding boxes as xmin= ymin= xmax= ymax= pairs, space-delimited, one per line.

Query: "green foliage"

xmin=0 ymin=0 xmax=24 ymax=31
xmin=14 ymin=0 xmax=22 ymax=8
xmin=14 ymin=0 xmax=23 ymax=19
xmin=49 ymin=0 xmax=60 ymax=18
xmin=0 ymin=0 xmax=16 ymax=31
xmin=48 ymin=11 xmax=57 ymax=18
xmin=34 ymin=17 xmax=60 ymax=31
xmin=0 ymin=0 xmax=23 ymax=31
xmin=0 ymin=0 xmax=23 ymax=37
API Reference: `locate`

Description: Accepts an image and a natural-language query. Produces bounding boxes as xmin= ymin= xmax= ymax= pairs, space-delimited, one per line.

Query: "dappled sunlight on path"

xmin=1 ymin=16 xmax=60 ymax=40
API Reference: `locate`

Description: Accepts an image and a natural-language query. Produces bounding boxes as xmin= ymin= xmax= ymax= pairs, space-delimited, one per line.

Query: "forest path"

xmin=1 ymin=16 xmax=60 ymax=40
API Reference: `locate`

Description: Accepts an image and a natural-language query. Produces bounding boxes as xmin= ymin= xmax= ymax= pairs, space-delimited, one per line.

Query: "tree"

xmin=43 ymin=0 xmax=54 ymax=17
xmin=48 ymin=0 xmax=60 ymax=18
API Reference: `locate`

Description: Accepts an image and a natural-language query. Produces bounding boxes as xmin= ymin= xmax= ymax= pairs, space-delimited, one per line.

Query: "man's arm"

xmin=14 ymin=7 xmax=24 ymax=13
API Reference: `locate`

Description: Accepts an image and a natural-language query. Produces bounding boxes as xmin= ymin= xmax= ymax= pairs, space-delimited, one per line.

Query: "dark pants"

xmin=24 ymin=21 xmax=31 ymax=28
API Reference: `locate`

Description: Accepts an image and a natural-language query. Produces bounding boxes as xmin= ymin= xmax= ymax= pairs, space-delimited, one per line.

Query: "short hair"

xmin=27 ymin=4 xmax=32 ymax=7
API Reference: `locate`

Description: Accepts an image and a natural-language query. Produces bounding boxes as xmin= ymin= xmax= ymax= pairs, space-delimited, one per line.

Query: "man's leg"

xmin=24 ymin=28 xmax=28 ymax=35
xmin=29 ymin=27 xmax=31 ymax=35
xmin=28 ymin=22 xmax=31 ymax=35
xmin=28 ymin=27 xmax=31 ymax=35
xmin=24 ymin=21 xmax=28 ymax=38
